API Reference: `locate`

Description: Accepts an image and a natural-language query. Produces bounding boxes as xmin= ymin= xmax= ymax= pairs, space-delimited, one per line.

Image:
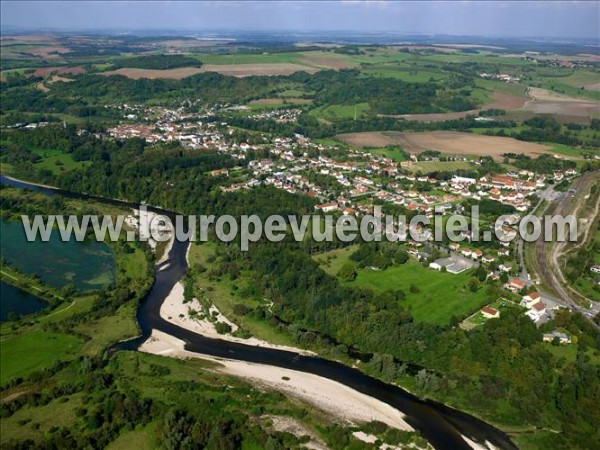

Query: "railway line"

xmin=533 ymin=172 xmax=600 ymax=329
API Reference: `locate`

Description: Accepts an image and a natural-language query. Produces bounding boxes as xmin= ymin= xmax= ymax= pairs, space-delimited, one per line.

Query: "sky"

xmin=1 ymin=1 xmax=599 ymax=39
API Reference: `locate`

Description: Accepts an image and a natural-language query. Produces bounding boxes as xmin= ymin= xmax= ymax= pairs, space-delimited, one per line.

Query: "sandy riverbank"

xmin=140 ymin=329 xmax=412 ymax=431
xmin=160 ymin=282 xmax=316 ymax=355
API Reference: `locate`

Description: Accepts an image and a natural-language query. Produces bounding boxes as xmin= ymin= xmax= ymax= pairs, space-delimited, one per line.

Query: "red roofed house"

xmin=526 ymin=301 xmax=547 ymax=322
xmin=505 ymin=277 xmax=526 ymax=292
xmin=315 ymin=202 xmax=339 ymax=213
xmin=482 ymin=306 xmax=500 ymax=319
xmin=521 ymin=291 xmax=541 ymax=308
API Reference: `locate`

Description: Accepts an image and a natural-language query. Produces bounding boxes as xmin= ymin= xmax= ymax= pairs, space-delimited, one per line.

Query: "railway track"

xmin=533 ymin=172 xmax=600 ymax=329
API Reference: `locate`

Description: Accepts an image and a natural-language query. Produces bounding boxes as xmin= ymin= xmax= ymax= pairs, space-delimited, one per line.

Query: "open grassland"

xmin=0 ymin=331 xmax=81 ymax=385
xmin=522 ymin=87 xmax=600 ymax=117
xmin=310 ymin=102 xmax=371 ymax=120
xmin=105 ymin=422 xmax=159 ymax=450
xmin=338 ymin=131 xmax=553 ymax=160
xmin=297 ymin=53 xmax=358 ymax=69
xmin=366 ymin=146 xmax=407 ymax=162
xmin=349 ymin=263 xmax=488 ymax=325
xmin=249 ymin=97 xmax=311 ymax=107
xmin=361 ymin=66 xmax=446 ymax=82
xmin=315 ymin=247 xmax=488 ymax=325
xmin=29 ymin=147 xmax=90 ymax=174
xmin=103 ymin=63 xmax=319 ymax=79
xmin=0 ymin=393 xmax=86 ymax=443
xmin=32 ymin=66 xmax=86 ymax=77
xmin=408 ymin=160 xmax=476 ymax=173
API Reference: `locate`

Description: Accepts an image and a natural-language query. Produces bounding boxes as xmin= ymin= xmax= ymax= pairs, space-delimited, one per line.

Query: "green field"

xmin=315 ymin=246 xmax=488 ymax=325
xmin=361 ymin=67 xmax=446 ymax=82
xmin=106 ymin=422 xmax=159 ymax=450
xmin=0 ymin=330 xmax=81 ymax=384
xmin=30 ymin=147 xmax=90 ymax=175
xmin=408 ymin=160 xmax=475 ymax=173
xmin=367 ymin=146 xmax=407 ymax=162
xmin=310 ymin=102 xmax=371 ymax=120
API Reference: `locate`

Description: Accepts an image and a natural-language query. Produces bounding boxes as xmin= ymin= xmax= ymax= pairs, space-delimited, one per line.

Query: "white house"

xmin=521 ymin=291 xmax=541 ymax=308
xmin=315 ymin=202 xmax=339 ymax=213
xmin=429 ymin=262 xmax=442 ymax=271
xmin=543 ymin=331 xmax=571 ymax=344
xmin=499 ymin=264 xmax=512 ymax=273
xmin=525 ymin=301 xmax=547 ymax=322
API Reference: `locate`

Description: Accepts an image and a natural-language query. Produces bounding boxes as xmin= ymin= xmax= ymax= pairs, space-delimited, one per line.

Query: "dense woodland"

xmin=110 ymin=54 xmax=202 ymax=70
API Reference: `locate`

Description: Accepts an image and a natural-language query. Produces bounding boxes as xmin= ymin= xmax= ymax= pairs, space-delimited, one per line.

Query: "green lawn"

xmin=408 ymin=161 xmax=475 ymax=173
xmin=310 ymin=102 xmax=371 ymax=120
xmin=0 ymin=393 xmax=85 ymax=444
xmin=77 ymin=302 xmax=139 ymax=355
xmin=0 ymin=330 xmax=81 ymax=384
xmin=367 ymin=146 xmax=407 ymax=162
xmin=347 ymin=262 xmax=488 ymax=324
xmin=314 ymin=247 xmax=488 ymax=325
xmin=361 ymin=67 xmax=446 ymax=82
xmin=106 ymin=422 xmax=159 ymax=450
xmin=30 ymin=147 xmax=90 ymax=175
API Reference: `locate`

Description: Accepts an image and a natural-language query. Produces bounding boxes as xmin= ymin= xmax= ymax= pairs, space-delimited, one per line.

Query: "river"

xmin=1 ymin=175 xmax=518 ymax=450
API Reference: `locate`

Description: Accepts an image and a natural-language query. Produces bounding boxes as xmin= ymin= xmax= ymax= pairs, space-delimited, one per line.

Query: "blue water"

xmin=1 ymin=219 xmax=115 ymax=291
xmin=0 ymin=281 xmax=47 ymax=321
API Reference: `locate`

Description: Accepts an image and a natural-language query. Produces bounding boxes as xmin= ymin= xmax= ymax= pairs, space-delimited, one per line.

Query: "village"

xmin=97 ymin=103 xmax=584 ymax=336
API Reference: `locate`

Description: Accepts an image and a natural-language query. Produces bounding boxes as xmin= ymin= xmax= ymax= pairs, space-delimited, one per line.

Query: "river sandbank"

xmin=160 ymin=282 xmax=316 ymax=355
xmin=140 ymin=329 xmax=413 ymax=431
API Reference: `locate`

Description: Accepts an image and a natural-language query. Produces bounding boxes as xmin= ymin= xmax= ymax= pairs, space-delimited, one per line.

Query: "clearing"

xmin=103 ymin=63 xmax=319 ymax=79
xmin=379 ymin=92 xmax=527 ymax=122
xmin=32 ymin=66 xmax=86 ymax=77
xmin=315 ymin=247 xmax=487 ymax=325
xmin=338 ymin=131 xmax=553 ymax=160
xmin=522 ymin=87 xmax=599 ymax=118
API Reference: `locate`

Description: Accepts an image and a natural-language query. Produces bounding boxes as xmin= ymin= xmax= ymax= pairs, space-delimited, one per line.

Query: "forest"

xmin=110 ymin=54 xmax=203 ymax=70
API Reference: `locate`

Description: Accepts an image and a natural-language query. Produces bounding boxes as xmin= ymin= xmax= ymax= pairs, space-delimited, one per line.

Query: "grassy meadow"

xmin=315 ymin=246 xmax=489 ymax=325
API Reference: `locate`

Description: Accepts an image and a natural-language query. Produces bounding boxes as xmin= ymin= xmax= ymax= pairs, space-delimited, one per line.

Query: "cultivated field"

xmin=201 ymin=63 xmax=319 ymax=77
xmin=338 ymin=131 xmax=553 ymax=159
xmin=585 ymin=83 xmax=600 ymax=92
xmin=379 ymin=92 xmax=528 ymax=122
xmin=522 ymin=87 xmax=600 ymax=118
xmin=249 ymin=98 xmax=312 ymax=106
xmin=102 ymin=67 xmax=204 ymax=79
xmin=33 ymin=66 xmax=86 ymax=77
xmin=103 ymin=63 xmax=319 ymax=79
xmin=297 ymin=54 xmax=358 ymax=69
